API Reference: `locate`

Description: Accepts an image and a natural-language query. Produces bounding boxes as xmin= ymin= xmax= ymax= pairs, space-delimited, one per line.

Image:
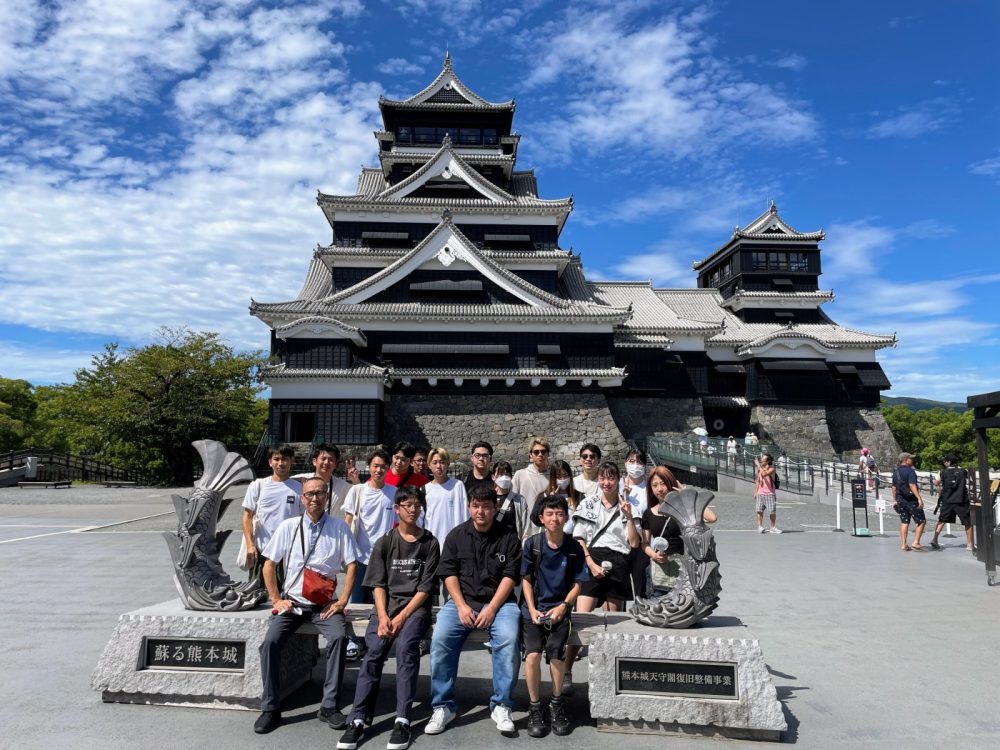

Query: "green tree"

xmin=33 ymin=329 xmax=265 ymax=484
xmin=883 ymin=403 xmax=999 ymax=471
xmin=0 ymin=377 xmax=37 ymax=451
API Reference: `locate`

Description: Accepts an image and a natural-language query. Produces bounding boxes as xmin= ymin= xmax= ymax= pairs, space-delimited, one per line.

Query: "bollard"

xmin=834 ymin=492 xmax=845 ymax=532
xmin=943 ymin=523 xmax=956 ymax=538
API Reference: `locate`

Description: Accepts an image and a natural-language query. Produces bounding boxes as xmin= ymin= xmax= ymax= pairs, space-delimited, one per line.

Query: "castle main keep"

xmin=250 ymin=55 xmax=900 ymax=462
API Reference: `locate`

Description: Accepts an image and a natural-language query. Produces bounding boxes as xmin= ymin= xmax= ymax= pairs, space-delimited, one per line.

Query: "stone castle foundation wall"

xmin=382 ymin=392 xmax=630 ymax=467
xmin=751 ymin=405 xmax=836 ymax=457
xmin=606 ymin=397 xmax=705 ymax=444
xmin=825 ymin=406 xmax=901 ymax=464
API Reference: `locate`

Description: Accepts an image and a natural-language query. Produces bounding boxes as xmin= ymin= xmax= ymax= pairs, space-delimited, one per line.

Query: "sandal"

xmin=901 ymin=545 xmax=910 ymax=551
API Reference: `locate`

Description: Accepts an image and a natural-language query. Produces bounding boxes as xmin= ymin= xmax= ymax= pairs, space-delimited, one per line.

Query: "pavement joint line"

xmin=0 ymin=524 xmax=86 ymax=528
xmin=0 ymin=511 xmax=173 ymax=544
xmin=73 ymin=511 xmax=173 ymax=533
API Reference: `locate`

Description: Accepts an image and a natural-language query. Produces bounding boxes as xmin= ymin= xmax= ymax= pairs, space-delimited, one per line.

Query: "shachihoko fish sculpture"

xmin=162 ymin=440 xmax=268 ymax=611
xmin=630 ymin=486 xmax=722 ymax=628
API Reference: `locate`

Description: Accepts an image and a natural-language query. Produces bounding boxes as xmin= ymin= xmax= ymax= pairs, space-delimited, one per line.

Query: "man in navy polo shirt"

xmin=520 ymin=495 xmax=588 ymax=738
xmin=891 ymin=452 xmax=926 ymax=551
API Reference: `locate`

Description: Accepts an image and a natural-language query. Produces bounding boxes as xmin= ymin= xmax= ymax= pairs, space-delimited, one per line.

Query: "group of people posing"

xmin=240 ymin=438 xmax=716 ymax=746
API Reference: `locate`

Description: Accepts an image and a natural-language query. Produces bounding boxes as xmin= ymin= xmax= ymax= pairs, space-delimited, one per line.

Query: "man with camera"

xmin=254 ymin=476 xmax=359 ymax=734
xmin=520 ymin=495 xmax=588 ymax=738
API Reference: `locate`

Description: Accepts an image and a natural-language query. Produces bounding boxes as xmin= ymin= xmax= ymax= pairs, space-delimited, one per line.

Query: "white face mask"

xmin=494 ymin=475 xmax=513 ymax=492
xmin=625 ymin=463 xmax=645 ymax=480
xmin=556 ymin=477 xmax=570 ymax=491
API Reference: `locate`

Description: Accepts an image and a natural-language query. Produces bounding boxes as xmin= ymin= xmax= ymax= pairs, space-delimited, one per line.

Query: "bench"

xmin=312 ymin=603 xmax=629 ymax=646
xmin=18 ymin=480 xmax=72 ymax=489
xmin=103 ymin=481 xmax=138 ymax=488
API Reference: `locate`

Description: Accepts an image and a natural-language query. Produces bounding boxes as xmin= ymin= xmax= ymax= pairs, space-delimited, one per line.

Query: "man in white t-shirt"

xmin=293 ymin=442 xmax=359 ymax=519
xmin=242 ymin=445 xmax=302 ymax=575
xmin=512 ymin=437 xmax=552 ymax=507
xmin=344 ymin=448 xmax=397 ymax=604
xmin=421 ymin=448 xmax=470 ymax=548
xmin=254 ymin=476 xmax=359 ymax=735
xmin=572 ymin=443 xmax=601 ymax=498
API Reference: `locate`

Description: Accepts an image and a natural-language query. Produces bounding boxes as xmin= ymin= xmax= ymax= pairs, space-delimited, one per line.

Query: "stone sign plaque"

xmin=139 ymin=636 xmax=246 ymax=673
xmin=616 ymin=657 xmax=738 ymax=700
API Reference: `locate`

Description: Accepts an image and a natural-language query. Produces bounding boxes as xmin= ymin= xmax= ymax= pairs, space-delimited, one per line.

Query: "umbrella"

xmin=692 ymin=427 xmax=708 ymax=436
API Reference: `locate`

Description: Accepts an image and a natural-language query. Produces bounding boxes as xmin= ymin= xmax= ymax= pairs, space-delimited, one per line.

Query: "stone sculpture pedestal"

xmin=588 ymin=619 xmax=786 ymax=742
xmin=91 ymin=599 xmax=319 ymax=710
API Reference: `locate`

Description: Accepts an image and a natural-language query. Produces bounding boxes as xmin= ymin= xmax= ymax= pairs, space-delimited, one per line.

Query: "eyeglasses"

xmin=303 ymin=491 xmax=329 ymax=500
xmin=472 ymin=453 xmax=491 ymax=459
xmin=580 ymin=453 xmax=597 ymax=460
xmin=531 ymin=449 xmax=549 ymax=456
xmin=397 ymin=502 xmax=421 ymax=511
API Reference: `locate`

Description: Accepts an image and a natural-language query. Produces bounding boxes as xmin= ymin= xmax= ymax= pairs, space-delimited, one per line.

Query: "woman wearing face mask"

xmin=642 ymin=465 xmax=717 ymax=595
xmin=492 ymin=460 xmax=530 ymax=541
xmin=620 ymin=449 xmax=651 ymax=598
xmin=530 ymin=460 xmax=579 ymax=534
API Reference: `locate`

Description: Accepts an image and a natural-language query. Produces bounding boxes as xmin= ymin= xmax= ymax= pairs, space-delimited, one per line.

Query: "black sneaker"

xmin=527 ymin=701 xmax=548 ymax=738
xmin=550 ymin=697 xmax=571 ymax=736
xmin=319 ymin=706 xmax=349 ymax=730
xmin=337 ymin=722 xmax=365 ymax=750
xmin=386 ymin=721 xmax=412 ymax=750
xmin=254 ymin=710 xmax=282 ymax=734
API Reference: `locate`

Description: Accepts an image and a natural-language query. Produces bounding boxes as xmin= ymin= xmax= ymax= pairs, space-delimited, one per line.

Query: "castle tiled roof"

xmin=589 ymin=281 xmax=720 ymax=334
xmin=693 ymin=201 xmax=825 ymax=270
xmin=379 ymin=53 xmax=514 ymax=111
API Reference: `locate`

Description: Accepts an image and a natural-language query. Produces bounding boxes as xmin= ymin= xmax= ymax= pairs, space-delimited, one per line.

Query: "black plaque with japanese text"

xmin=139 ymin=637 xmax=246 ymax=673
xmin=851 ymin=479 xmax=867 ymax=508
xmin=616 ymin=657 xmax=738 ymax=700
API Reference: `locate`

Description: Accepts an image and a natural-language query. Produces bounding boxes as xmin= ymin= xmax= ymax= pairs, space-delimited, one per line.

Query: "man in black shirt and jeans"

xmin=338 ymin=488 xmax=440 ymax=750
xmin=425 ymin=484 xmax=522 ymax=737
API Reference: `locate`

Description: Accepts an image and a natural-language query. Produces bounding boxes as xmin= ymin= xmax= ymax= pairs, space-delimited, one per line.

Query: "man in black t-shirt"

xmin=520 ymin=495 xmax=587 ymax=738
xmin=425 ymin=484 xmax=522 ymax=737
xmin=338 ymin=488 xmax=440 ymax=750
xmin=463 ymin=440 xmax=495 ymax=497
xmin=931 ymin=454 xmax=972 ymax=551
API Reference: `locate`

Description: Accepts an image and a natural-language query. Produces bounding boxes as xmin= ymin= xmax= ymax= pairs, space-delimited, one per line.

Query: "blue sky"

xmin=1 ymin=0 xmax=998 ymax=402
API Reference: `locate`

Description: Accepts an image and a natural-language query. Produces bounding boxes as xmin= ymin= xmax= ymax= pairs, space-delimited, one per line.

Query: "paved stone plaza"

xmin=2 ymin=484 xmax=997 ymax=749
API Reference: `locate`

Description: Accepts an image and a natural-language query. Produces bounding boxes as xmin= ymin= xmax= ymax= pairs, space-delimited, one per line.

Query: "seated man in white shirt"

xmin=254 ymin=476 xmax=359 ymax=735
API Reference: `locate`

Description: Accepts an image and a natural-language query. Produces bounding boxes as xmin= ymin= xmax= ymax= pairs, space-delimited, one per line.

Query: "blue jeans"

xmin=430 ymin=599 xmax=521 ymax=712
xmin=349 ymin=562 xmax=371 ymax=604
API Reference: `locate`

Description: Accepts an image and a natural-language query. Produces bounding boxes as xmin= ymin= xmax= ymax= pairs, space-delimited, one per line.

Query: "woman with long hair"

xmin=641 ymin=465 xmax=717 ymax=595
xmin=529 ymin=459 xmax=580 ymax=534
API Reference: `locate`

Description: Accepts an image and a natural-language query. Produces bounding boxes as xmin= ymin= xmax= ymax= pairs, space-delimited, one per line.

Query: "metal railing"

xmin=0 ymin=448 xmax=153 ymax=485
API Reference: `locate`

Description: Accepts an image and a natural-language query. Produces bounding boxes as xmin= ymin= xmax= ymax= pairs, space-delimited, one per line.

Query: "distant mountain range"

xmin=882 ymin=395 xmax=967 ymax=413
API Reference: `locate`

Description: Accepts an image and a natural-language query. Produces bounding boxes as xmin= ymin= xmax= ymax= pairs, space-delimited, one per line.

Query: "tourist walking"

xmin=337 ymin=487 xmax=440 ymax=750
xmin=932 ymin=454 xmax=971 ymax=550
xmin=425 ymin=485 xmax=522 ymax=737
xmin=520 ymin=495 xmax=588 ymax=738
xmin=754 ymin=453 xmax=781 ymax=534
xmin=254 ymin=477 xmax=358 ymax=734
xmin=858 ymin=448 xmax=879 ymax=491
xmin=891 ymin=452 xmax=926 ymax=551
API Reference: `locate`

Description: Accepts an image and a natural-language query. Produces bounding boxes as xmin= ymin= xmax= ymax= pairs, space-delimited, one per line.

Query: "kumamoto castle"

xmin=250 ymin=55 xmax=901 ymax=463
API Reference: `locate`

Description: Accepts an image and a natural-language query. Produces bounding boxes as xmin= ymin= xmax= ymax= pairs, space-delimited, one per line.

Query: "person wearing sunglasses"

xmin=573 ymin=443 xmax=602 ymax=498
xmin=512 ymin=437 xmax=552 ymax=509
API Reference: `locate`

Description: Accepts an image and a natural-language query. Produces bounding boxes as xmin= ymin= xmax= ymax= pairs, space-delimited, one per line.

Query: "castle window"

xmin=396 ymin=126 xmax=412 ymax=143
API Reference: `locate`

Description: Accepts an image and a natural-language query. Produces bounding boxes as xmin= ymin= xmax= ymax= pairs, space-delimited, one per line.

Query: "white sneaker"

xmin=561 ymin=673 xmax=574 ymax=696
xmin=769 ymin=527 xmax=783 ymax=534
xmin=491 ymin=704 xmax=515 ymax=735
xmin=425 ymin=706 xmax=455 ymax=735
xmin=758 ymin=525 xmax=766 ymax=534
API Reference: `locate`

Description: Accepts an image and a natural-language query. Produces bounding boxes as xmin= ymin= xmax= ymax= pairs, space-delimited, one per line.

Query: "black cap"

xmin=942 ymin=454 xmax=960 ymax=465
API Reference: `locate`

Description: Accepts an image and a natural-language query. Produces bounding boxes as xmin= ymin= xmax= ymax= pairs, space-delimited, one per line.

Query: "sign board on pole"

xmin=850 ymin=479 xmax=867 ymax=508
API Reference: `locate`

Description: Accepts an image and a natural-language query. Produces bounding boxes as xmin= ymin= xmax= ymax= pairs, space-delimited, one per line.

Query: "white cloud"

xmin=376 ymin=57 xmax=424 ymax=76
xmin=970 ymin=153 xmax=1000 ymax=180
xmin=867 ymin=99 xmax=956 ymax=139
xmin=0 ymin=2 xmax=381 ymax=359
xmin=0 ymin=342 xmax=95 ymax=385
xmin=611 ymin=250 xmax=693 ymax=287
xmin=769 ymin=53 xmax=807 ymax=71
xmin=816 ymin=221 xmax=895 ymax=283
xmin=520 ymin=5 xmax=816 ymax=164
